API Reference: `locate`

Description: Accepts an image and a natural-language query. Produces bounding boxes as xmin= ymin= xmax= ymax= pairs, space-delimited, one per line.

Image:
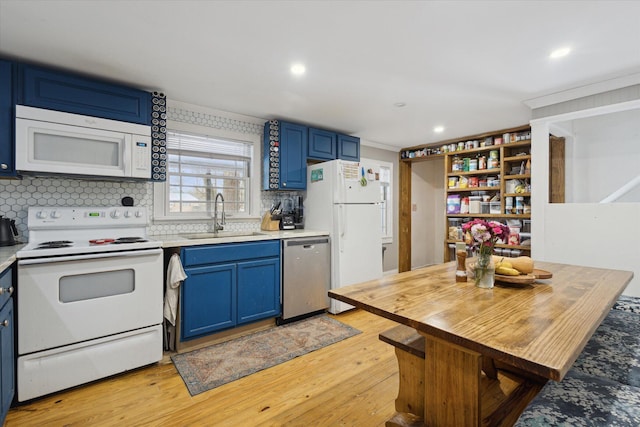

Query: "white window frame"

xmin=379 ymin=160 xmax=394 ymax=244
xmin=154 ymin=119 xmax=262 ymax=221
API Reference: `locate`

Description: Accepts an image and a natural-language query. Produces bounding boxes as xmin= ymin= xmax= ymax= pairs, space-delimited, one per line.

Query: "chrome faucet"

xmin=213 ymin=192 xmax=225 ymax=233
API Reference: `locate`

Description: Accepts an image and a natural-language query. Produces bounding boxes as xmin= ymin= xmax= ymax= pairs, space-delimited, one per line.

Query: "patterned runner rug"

xmin=171 ymin=315 xmax=361 ymax=395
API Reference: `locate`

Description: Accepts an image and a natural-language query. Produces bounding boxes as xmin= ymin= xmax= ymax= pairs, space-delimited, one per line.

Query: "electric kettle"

xmin=0 ymin=216 xmax=18 ymax=246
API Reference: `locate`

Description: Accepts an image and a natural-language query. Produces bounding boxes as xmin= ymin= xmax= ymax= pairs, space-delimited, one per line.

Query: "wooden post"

xmin=549 ymin=136 xmax=565 ymax=203
xmin=398 ymin=159 xmax=412 ymax=272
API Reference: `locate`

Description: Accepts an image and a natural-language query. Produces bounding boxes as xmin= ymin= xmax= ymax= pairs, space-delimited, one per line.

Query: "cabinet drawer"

xmin=181 ymin=240 xmax=280 ymax=267
xmin=18 ymin=64 xmax=151 ymax=125
xmin=0 ymin=267 xmax=12 ymax=311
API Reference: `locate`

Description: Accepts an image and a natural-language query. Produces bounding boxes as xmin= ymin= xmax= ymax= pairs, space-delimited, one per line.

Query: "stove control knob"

xmin=36 ymin=210 xmax=48 ymax=219
xmin=110 ymin=210 xmax=121 ymax=219
xmin=51 ymin=211 xmax=61 ymax=219
xmin=124 ymin=211 xmax=132 ymax=218
xmin=135 ymin=210 xmax=143 ymax=218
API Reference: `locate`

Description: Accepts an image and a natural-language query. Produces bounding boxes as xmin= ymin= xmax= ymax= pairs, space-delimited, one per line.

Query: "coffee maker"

xmin=277 ymin=196 xmax=304 ymax=230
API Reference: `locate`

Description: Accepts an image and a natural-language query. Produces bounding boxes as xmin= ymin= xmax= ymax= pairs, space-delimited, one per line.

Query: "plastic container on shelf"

xmin=448 ymin=218 xmax=462 ymax=227
xmin=505 ymin=196 xmax=514 ymax=214
xmin=460 ymin=197 xmax=470 ymax=214
xmin=469 ymin=196 xmax=481 ymax=214
xmin=490 ymin=201 xmax=501 ymax=214
xmin=480 ymin=202 xmax=490 ymax=214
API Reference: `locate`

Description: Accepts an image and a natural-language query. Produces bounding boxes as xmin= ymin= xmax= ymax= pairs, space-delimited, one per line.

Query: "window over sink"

xmin=379 ymin=161 xmax=393 ymax=244
xmin=154 ymin=105 xmax=261 ymax=221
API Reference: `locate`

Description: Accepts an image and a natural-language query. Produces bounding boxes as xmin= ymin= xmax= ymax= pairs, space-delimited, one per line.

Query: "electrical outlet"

xmin=412 ymin=203 xmax=417 ymax=212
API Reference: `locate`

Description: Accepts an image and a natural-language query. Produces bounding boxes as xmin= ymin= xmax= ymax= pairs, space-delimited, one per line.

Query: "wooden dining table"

xmin=329 ymin=261 xmax=633 ymax=427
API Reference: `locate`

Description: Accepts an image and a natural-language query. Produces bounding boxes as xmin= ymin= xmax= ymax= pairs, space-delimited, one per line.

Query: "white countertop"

xmin=0 ymin=243 xmax=26 ymax=272
xmin=0 ymin=230 xmax=330 ymax=270
xmin=155 ymin=229 xmax=330 ymax=248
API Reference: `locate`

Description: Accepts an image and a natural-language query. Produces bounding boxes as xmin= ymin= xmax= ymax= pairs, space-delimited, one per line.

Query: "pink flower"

xmin=462 ymin=218 xmax=510 ymax=251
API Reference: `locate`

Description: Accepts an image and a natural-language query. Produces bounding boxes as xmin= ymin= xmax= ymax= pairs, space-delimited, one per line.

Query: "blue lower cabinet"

xmin=181 ymin=263 xmax=237 ymax=339
xmin=237 ymin=258 xmax=280 ymax=325
xmin=0 ymin=266 xmax=14 ymax=425
xmin=180 ymin=241 xmax=281 ymax=340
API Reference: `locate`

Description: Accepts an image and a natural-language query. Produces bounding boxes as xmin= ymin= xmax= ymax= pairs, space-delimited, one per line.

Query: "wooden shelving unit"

xmin=443 ymin=130 xmax=532 ymax=261
xmin=397 ymin=124 xmax=533 ymax=271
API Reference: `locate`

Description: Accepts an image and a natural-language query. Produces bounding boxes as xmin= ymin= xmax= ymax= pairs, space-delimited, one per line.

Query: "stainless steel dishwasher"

xmin=279 ymin=237 xmax=331 ymax=324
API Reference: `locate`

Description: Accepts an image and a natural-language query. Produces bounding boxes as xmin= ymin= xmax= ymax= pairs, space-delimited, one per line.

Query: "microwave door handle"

xmin=122 ymin=135 xmax=132 ymax=175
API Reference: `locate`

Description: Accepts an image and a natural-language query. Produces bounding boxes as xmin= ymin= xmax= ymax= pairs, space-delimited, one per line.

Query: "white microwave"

xmin=15 ymin=105 xmax=152 ymax=179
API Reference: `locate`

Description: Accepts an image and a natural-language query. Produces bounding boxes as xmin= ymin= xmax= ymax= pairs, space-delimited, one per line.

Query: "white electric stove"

xmin=16 ymin=206 xmax=164 ymax=401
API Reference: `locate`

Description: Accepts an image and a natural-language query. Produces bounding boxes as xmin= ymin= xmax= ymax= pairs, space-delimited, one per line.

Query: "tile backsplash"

xmin=0 ymin=175 xmax=302 ymax=242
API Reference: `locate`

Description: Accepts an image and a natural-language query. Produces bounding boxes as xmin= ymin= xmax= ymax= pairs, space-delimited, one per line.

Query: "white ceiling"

xmin=1 ymin=0 xmax=639 ymax=151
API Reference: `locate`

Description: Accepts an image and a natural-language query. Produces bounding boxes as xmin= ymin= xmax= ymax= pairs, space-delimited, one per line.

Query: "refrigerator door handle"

xmin=339 ymin=204 xmax=346 ymax=253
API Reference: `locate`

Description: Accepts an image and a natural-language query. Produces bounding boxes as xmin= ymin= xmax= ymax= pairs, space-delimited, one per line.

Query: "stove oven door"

xmin=17 ymin=248 xmax=163 ymax=355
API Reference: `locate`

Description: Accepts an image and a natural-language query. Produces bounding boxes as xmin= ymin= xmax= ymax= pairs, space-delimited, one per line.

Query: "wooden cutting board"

xmin=533 ymin=269 xmax=553 ymax=279
xmin=495 ymin=269 xmax=553 ymax=287
xmin=495 ymin=273 xmax=536 ymax=285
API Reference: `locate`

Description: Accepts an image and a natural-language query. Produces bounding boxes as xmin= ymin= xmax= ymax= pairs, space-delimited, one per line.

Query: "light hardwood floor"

xmin=6 ymin=310 xmax=400 ymax=426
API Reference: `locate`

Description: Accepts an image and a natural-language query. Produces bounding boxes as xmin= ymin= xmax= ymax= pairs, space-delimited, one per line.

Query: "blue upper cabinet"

xmin=263 ymin=120 xmax=360 ymax=189
xmin=0 ymin=60 xmax=16 ymax=177
xmin=279 ymin=122 xmax=307 ymax=190
xmin=338 ymin=134 xmax=360 ymax=161
xmin=17 ymin=64 xmax=151 ymax=125
xmin=264 ymin=120 xmax=307 ymax=190
xmin=308 ymin=127 xmax=337 ymax=161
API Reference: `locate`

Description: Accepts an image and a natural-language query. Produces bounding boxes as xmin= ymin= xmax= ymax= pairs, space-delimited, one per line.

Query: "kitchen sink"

xmin=180 ymin=231 xmax=266 ymax=239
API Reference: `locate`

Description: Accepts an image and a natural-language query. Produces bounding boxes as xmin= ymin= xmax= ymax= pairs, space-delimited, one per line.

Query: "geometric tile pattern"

xmin=168 ymin=105 xmax=263 ymax=135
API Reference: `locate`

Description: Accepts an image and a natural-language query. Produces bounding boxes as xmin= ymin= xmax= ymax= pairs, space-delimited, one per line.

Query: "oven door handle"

xmin=18 ymin=248 xmax=163 ymax=265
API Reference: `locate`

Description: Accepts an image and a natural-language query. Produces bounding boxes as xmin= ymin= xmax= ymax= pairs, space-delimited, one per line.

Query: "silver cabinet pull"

xmin=0 ymin=286 xmax=13 ymax=296
xmin=0 ymin=164 xmax=7 ymax=170
xmin=1 ymin=320 xmax=8 ymax=327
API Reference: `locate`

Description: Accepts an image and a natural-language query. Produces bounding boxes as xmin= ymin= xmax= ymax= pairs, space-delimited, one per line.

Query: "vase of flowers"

xmin=462 ymin=218 xmax=510 ymax=288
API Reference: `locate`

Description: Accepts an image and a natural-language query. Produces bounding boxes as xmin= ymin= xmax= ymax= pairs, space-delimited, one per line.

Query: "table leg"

xmin=424 ymin=334 xmax=482 ymax=427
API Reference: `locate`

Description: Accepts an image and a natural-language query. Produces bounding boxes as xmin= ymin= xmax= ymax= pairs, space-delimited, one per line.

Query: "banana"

xmin=495 ymin=260 xmax=512 ymax=270
xmin=496 ymin=266 xmax=520 ymax=276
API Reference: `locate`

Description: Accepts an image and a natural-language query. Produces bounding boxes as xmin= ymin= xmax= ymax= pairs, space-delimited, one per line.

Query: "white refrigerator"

xmin=304 ymin=159 xmax=383 ymax=314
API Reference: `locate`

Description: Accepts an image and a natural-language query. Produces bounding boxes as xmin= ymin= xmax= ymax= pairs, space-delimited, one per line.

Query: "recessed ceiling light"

xmin=434 ymin=126 xmax=445 ymax=133
xmin=394 ymin=102 xmax=406 ymax=108
xmin=549 ymin=47 xmax=571 ymax=59
xmin=290 ymin=63 xmax=306 ymax=76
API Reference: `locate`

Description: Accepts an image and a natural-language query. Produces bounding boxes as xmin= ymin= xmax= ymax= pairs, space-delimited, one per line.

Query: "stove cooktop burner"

xmin=112 ymin=237 xmax=148 ymax=244
xmin=36 ymin=240 xmax=74 ymax=249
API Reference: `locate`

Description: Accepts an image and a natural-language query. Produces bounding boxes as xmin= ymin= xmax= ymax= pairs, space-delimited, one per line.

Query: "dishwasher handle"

xmin=285 ymin=238 xmax=329 ymax=247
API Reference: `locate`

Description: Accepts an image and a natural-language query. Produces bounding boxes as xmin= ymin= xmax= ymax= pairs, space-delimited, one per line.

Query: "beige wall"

xmin=410 ymin=160 xmax=445 ymax=269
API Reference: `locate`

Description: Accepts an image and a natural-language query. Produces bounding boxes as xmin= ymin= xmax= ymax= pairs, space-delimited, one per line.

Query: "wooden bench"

xmin=379 ymin=325 xmax=425 ymax=427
